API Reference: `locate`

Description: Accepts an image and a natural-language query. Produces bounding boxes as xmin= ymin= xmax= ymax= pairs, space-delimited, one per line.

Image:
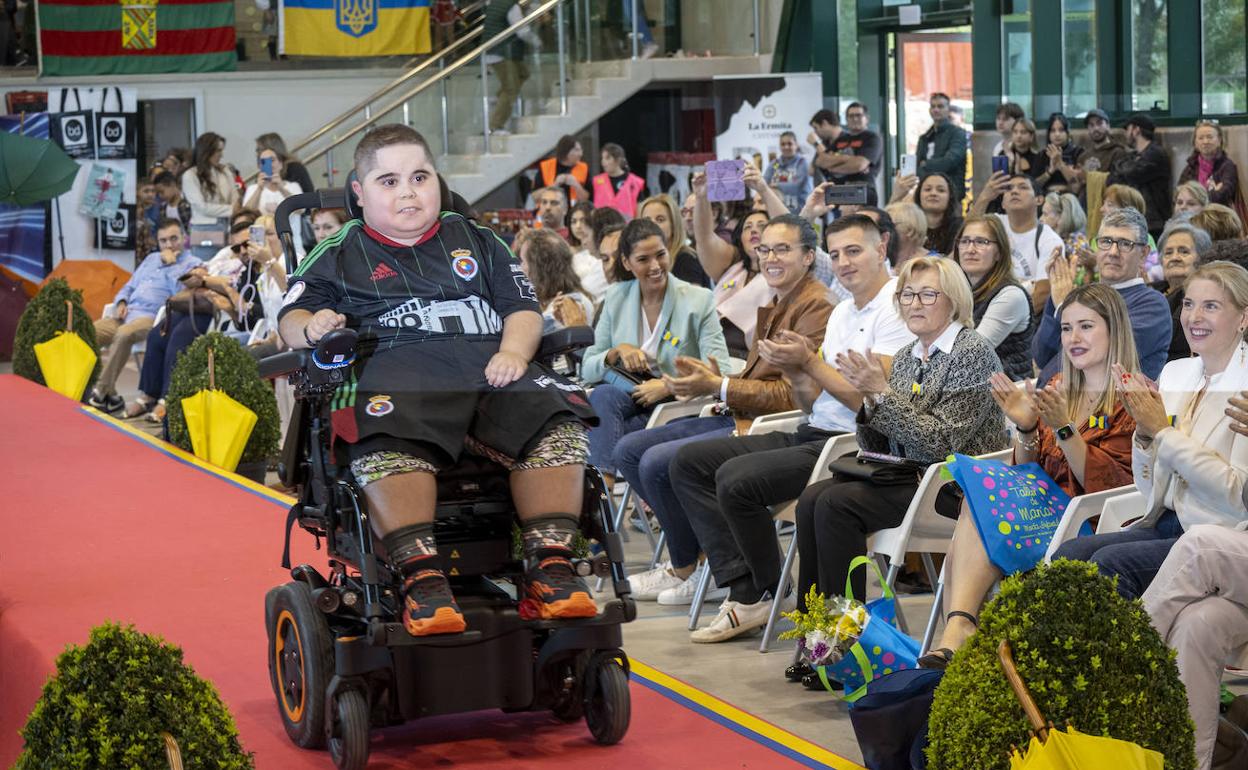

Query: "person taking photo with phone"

xmin=243 ymin=147 xmax=305 ymax=260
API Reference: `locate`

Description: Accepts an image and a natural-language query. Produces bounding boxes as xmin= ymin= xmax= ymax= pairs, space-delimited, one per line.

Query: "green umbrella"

xmin=0 ymin=130 xmax=81 ymax=206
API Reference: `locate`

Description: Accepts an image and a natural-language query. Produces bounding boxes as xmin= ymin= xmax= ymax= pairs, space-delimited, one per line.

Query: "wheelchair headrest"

xmin=344 ymin=169 xmax=477 ymax=222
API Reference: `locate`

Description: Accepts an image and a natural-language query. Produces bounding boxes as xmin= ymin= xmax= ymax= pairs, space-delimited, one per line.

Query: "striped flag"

xmin=38 ymin=0 xmax=236 ymax=76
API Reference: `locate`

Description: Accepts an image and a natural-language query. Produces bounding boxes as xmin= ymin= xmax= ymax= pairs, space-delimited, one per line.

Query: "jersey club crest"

xmin=451 ymin=248 xmax=479 ymax=281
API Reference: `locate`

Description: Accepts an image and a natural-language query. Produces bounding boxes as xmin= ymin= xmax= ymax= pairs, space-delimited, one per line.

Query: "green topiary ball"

xmin=16 ymin=622 xmax=254 ymax=769
xmin=12 ymin=278 xmax=101 ymax=395
xmin=165 ymin=331 xmax=280 ymax=464
xmin=927 ymin=560 xmax=1195 ymax=770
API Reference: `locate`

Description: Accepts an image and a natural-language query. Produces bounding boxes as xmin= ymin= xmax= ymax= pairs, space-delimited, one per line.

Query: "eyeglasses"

xmin=957 ymin=237 xmax=994 ymax=250
xmin=897 ymin=289 xmax=943 ymax=306
xmin=755 ymin=244 xmax=801 ymax=259
xmin=1095 ymin=236 xmax=1146 ymax=253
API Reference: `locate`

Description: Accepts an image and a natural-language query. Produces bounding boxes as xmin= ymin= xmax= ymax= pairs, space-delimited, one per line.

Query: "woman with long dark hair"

xmin=1037 ymin=112 xmax=1084 ymax=194
xmin=916 ymin=171 xmax=963 ymax=255
xmin=182 ymin=132 xmax=238 ymax=227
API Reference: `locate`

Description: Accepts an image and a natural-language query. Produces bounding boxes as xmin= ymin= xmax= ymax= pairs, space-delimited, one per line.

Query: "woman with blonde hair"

xmin=793 ymin=256 xmax=1007 ymax=612
xmin=1052 ymin=260 xmax=1248 ymax=598
xmin=922 ymin=282 xmax=1140 ymax=667
xmin=1192 ymin=203 xmax=1246 ymax=242
xmin=953 ymin=214 xmax=1033 ymax=380
xmin=1173 ymin=180 xmax=1210 ymax=219
xmin=639 ymin=193 xmax=710 ymax=287
xmin=1008 ymin=118 xmax=1043 ymax=180
xmin=884 ymin=201 xmax=929 ymax=264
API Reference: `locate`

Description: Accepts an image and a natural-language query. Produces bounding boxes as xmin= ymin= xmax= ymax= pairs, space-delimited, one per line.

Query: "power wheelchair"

xmin=258 ymin=181 xmax=636 ymax=770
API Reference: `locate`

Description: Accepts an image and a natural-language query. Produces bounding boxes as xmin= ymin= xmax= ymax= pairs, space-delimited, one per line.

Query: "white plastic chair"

xmin=1043 ymin=485 xmax=1140 ymax=562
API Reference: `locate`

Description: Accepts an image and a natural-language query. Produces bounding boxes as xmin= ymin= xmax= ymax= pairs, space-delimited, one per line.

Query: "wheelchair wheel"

xmin=267 ymin=581 xmax=333 ymax=749
xmin=328 ymin=689 xmax=371 ymax=770
xmin=549 ymin=654 xmax=587 ymax=723
xmin=583 ymin=656 xmax=630 ymax=745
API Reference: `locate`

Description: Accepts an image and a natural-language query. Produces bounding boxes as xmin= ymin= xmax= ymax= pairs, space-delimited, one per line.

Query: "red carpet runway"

xmin=0 ymin=375 xmax=860 ymax=768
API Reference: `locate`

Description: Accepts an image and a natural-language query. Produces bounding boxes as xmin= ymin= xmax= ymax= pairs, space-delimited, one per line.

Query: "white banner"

xmin=712 ymin=72 xmax=824 ymax=169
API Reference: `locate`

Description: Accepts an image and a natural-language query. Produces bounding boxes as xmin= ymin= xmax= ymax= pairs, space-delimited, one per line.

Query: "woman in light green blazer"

xmin=583 ymin=219 xmax=728 ymax=476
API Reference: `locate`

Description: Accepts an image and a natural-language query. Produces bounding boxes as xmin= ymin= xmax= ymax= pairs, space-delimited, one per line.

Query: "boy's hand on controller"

xmin=485 ymin=351 xmax=528 ymax=388
xmin=305 ymin=309 xmax=346 ymax=344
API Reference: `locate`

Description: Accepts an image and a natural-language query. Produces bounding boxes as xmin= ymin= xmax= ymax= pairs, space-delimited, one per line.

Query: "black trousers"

xmin=669 ymin=425 xmax=835 ymax=598
xmin=795 ymin=477 xmax=917 ymax=607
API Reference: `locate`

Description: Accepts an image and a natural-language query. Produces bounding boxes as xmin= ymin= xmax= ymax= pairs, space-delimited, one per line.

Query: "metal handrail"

xmin=303 ymin=0 xmax=565 ymax=179
xmin=283 ymin=0 xmax=503 ymax=164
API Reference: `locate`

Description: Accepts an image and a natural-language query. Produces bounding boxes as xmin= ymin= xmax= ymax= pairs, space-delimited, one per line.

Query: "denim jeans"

xmin=613 ymin=414 xmax=734 ymax=568
xmin=587 ymin=383 xmax=650 ymax=473
xmin=138 ymin=311 xmax=212 ymax=400
xmin=1050 ymin=509 xmax=1185 ymax=598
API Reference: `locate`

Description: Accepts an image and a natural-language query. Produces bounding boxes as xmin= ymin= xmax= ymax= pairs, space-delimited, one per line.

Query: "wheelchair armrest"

xmin=258 ymin=349 xmax=309 ymax=380
xmin=536 ymin=326 xmax=594 ymax=361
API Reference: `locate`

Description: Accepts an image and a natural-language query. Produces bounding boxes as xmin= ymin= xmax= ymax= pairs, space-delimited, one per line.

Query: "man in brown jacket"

xmin=619 ymin=214 xmax=834 ymax=605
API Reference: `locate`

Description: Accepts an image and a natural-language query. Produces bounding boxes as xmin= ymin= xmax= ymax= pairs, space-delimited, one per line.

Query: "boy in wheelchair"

xmin=277 ymin=124 xmax=599 ymax=637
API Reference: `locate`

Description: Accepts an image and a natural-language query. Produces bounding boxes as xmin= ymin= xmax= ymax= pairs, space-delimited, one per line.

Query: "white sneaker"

xmin=627 ymin=562 xmax=685 ymax=601
xmin=656 ymin=562 xmax=728 ymax=606
xmin=689 ymin=591 xmax=796 ymax=644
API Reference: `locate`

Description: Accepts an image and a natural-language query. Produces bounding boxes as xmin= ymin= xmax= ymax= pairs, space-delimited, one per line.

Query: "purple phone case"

xmin=706 ymin=159 xmax=746 ymax=202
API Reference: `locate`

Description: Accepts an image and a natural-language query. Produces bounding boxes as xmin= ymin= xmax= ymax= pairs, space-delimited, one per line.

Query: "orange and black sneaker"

xmin=523 ymin=557 xmax=598 ymax=619
xmin=400 ymin=570 xmax=467 ymax=636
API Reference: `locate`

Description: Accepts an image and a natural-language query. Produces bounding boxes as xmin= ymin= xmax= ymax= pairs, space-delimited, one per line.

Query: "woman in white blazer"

xmin=1053 ymin=261 xmax=1248 ymax=597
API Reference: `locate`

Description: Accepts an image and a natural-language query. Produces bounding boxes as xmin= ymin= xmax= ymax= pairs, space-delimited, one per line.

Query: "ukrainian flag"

xmin=280 ymin=0 xmax=430 ymax=57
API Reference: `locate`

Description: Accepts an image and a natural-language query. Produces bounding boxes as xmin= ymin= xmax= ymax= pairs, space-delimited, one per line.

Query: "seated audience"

xmin=1037 ymin=112 xmax=1084 ymax=194
xmin=668 ymin=215 xmax=914 ymax=642
xmin=581 ymin=219 xmax=728 ymax=483
xmin=310 ymin=208 xmax=349 ymax=245
xmin=534 ymin=185 xmax=570 ymax=239
xmin=1107 ymin=113 xmax=1173 ymax=238
xmin=1034 ymin=207 xmax=1172 ymax=385
xmin=923 ymin=283 xmax=1139 ymax=667
xmin=1153 ymin=221 xmax=1213 ymax=361
xmin=621 ymin=215 xmax=835 ymax=603
xmin=1174 ymin=180 xmax=1210 ymax=219
xmin=1145 ymin=523 xmax=1248 ymax=770
xmin=763 ymin=131 xmax=813 ymax=213
xmin=255 ymin=132 xmax=315 ymax=194
xmin=183 ymin=132 xmax=239 ymax=227
xmin=594 ymin=220 xmax=629 ymax=289
xmin=1101 ymin=183 xmax=1161 ymax=278
xmin=1192 ymin=203 xmax=1246 ymax=242
xmin=88 ymin=218 xmax=202 ymax=414
xmin=1178 ymin=120 xmax=1242 ymax=209
xmin=919 ymin=172 xmax=963 ymax=255
xmin=152 ymin=171 xmax=191 ymax=234
xmin=954 ymin=215 xmax=1034 ymax=380
xmin=885 ymin=201 xmax=929 ymax=265
xmin=1203 ymin=238 xmax=1248 ymax=269
xmin=972 ymin=172 xmax=1065 ymax=311
xmin=640 ymin=193 xmax=711 ymax=288
xmin=793 ymin=256 xmax=1007 ymax=636
xmin=1052 ymin=261 xmax=1248 ymax=597
xmin=243 ymin=146 xmax=305 ymax=259
xmin=578 ymin=206 xmax=626 ymax=299
xmin=1041 ymin=192 xmax=1091 ymax=278
xmin=1068 ymin=108 xmax=1128 ymax=198
xmin=515 ymin=229 xmax=595 ymax=332
xmin=990 ymin=102 xmax=1025 ymax=160
xmin=568 ymin=200 xmax=594 ymax=253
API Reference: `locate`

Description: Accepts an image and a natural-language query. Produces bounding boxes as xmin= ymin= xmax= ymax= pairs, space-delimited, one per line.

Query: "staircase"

xmin=287 ymin=0 xmax=770 ymax=204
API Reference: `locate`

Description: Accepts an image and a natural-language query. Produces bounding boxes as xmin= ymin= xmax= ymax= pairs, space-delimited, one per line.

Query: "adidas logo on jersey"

xmin=370 ymin=262 xmax=398 ymax=281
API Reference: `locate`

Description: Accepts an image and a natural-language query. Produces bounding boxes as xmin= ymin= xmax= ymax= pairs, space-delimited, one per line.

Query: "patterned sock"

xmin=520 ymin=514 xmax=580 ymax=565
xmin=382 ymin=523 xmax=440 ymax=582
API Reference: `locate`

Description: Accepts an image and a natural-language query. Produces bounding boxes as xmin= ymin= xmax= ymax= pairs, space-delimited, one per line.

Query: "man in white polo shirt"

xmin=669 ymin=214 xmax=915 ymax=643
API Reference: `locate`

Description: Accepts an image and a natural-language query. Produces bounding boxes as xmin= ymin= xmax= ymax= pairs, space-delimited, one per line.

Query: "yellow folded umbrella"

xmin=181 ymin=347 xmax=257 ymax=473
xmin=34 ymin=300 xmax=97 ymax=402
xmin=1001 ymin=640 xmax=1164 ymax=770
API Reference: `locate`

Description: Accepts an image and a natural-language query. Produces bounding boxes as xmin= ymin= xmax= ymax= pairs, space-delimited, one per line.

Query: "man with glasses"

xmin=971 ymin=171 xmax=1065 ymax=312
xmin=916 ymin=93 xmax=968 ymax=203
xmin=1032 ymin=206 xmax=1172 ymax=385
xmin=669 ymin=215 xmax=914 ymax=643
xmin=1108 ymin=113 xmax=1174 ymax=239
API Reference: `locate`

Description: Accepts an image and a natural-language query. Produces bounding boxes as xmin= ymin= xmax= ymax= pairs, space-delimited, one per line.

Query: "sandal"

xmin=123 ymin=396 xmax=155 ymax=419
xmin=918 ymin=611 xmax=979 ymax=670
xmin=146 ymin=400 xmax=167 ymax=423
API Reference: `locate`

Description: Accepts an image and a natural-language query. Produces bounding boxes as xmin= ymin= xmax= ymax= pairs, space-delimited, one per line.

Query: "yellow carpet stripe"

xmin=629 ymin=659 xmax=867 ymax=770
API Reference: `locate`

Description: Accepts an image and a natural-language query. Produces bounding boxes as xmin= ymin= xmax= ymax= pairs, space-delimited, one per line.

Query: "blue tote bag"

xmin=945 ymin=453 xmax=1072 ymax=575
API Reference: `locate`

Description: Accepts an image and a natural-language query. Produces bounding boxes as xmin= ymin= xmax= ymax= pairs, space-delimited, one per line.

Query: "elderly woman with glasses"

xmin=793 ymin=256 xmax=1007 ymax=609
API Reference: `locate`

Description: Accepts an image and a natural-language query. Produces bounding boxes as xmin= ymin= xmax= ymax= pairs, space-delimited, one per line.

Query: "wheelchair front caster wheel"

xmin=328 ymin=689 xmax=370 ymax=770
xmin=583 ymin=657 xmax=630 ymax=745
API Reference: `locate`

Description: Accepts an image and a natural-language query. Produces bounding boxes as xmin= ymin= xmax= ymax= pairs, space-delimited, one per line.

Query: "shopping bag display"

xmin=33 ymin=300 xmax=97 ymax=401
xmin=946 ymin=453 xmax=1072 ymax=575
xmin=180 ymin=347 xmax=258 ymax=472
xmin=78 ymin=164 xmax=126 ymax=219
xmin=94 ymin=204 xmax=136 ymax=251
xmin=95 ymin=112 xmax=138 ymax=160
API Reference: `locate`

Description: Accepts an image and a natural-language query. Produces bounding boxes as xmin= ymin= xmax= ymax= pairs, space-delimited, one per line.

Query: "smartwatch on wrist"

xmin=1056 ymin=423 xmax=1076 ymax=441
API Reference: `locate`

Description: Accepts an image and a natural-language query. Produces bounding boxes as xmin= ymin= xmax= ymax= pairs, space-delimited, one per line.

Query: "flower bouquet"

xmin=780 ymin=586 xmax=869 ymax=669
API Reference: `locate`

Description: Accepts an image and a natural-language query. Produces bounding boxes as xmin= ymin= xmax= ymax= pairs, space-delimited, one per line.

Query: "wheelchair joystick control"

xmin=312 ymin=327 xmax=358 ymax=371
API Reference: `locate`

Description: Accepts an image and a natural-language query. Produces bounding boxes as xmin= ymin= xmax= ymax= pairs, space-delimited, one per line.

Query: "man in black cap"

xmin=1067 ymin=108 xmax=1127 ymax=198
xmin=1108 ymin=113 xmax=1173 ymax=239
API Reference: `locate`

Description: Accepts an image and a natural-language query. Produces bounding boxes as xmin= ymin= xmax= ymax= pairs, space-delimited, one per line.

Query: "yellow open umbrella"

xmin=1000 ymin=640 xmax=1164 ymax=770
xmin=181 ymin=347 xmax=257 ymax=473
xmin=34 ymin=300 xmax=97 ymax=402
